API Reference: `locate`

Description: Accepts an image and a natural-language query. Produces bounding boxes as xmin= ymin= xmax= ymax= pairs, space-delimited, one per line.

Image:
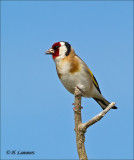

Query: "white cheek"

xmin=59 ymin=46 xmax=67 ymax=57
xmin=54 ymin=44 xmax=67 ymax=63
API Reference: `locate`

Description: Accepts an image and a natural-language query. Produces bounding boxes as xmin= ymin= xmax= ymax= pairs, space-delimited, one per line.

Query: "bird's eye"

xmin=54 ymin=45 xmax=60 ymax=50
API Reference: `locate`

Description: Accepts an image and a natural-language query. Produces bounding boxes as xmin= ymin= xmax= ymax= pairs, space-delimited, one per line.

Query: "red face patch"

xmin=52 ymin=42 xmax=61 ymax=59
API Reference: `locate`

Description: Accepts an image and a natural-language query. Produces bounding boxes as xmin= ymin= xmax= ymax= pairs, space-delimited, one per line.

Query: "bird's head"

xmin=45 ymin=41 xmax=71 ymax=60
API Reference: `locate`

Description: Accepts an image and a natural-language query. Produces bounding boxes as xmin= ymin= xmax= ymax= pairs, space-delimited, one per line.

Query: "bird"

xmin=45 ymin=41 xmax=117 ymax=110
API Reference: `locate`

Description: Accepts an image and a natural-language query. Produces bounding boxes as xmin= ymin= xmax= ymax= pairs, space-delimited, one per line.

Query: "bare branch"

xmin=73 ymin=86 xmax=116 ymax=160
xmin=74 ymin=87 xmax=88 ymax=160
xmin=79 ymin=102 xmax=116 ymax=132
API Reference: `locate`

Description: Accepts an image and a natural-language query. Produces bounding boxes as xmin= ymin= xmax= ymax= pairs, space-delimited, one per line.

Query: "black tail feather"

xmin=93 ymin=98 xmax=117 ymax=110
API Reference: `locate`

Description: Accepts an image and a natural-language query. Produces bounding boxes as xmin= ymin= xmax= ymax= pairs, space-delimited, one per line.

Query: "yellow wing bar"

xmin=88 ymin=68 xmax=101 ymax=94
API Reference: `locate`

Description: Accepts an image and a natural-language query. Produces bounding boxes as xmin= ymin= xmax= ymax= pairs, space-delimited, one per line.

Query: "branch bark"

xmin=73 ymin=87 xmax=116 ymax=160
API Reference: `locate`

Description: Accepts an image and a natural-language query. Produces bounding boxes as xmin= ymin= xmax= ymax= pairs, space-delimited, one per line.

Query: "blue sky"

xmin=1 ymin=1 xmax=133 ymax=159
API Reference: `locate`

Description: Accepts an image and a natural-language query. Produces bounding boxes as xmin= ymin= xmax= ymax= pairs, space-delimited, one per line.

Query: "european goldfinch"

xmin=45 ymin=41 xmax=117 ymax=109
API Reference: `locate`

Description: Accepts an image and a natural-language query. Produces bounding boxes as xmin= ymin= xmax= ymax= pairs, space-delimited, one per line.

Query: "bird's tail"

xmin=93 ymin=97 xmax=117 ymax=110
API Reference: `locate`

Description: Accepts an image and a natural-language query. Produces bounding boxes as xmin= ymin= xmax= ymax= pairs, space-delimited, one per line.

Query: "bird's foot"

xmin=74 ymin=86 xmax=85 ymax=96
xmin=74 ymin=86 xmax=82 ymax=96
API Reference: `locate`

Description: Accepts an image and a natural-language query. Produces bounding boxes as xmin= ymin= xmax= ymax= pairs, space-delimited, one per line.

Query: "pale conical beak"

xmin=45 ymin=48 xmax=55 ymax=55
